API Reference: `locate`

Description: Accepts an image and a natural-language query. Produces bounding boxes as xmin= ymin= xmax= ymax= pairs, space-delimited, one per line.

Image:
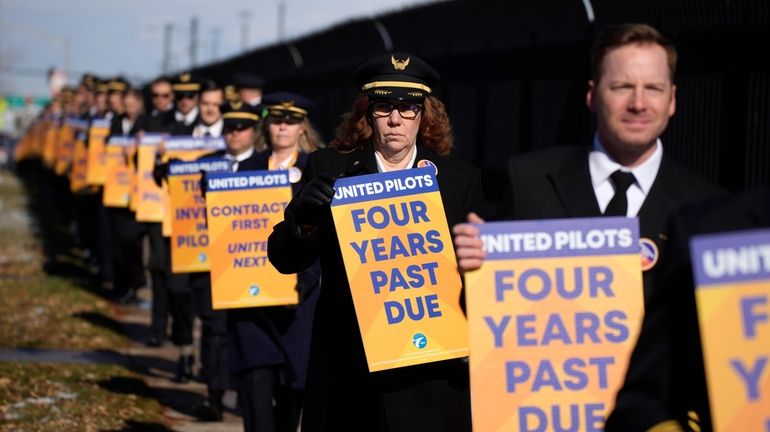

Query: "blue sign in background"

xmin=691 ymin=229 xmax=770 ymax=287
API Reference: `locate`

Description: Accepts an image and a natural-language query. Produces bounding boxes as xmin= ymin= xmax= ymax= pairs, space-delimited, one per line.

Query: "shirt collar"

xmin=374 ymin=145 xmax=418 ymax=173
xmin=175 ymin=106 xmax=199 ymax=125
xmin=270 ymin=148 xmax=299 ymax=170
xmin=225 ymin=146 xmax=254 ymax=162
xmin=195 ymin=118 xmax=223 ymax=137
xmin=121 ymin=116 xmax=133 ymax=129
xmin=151 ymin=103 xmax=174 ymax=116
xmin=588 ymin=133 xmax=663 ymax=195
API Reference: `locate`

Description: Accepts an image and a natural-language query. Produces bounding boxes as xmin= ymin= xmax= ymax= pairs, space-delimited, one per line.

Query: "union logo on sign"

xmin=412 ymin=333 xmax=427 ymax=349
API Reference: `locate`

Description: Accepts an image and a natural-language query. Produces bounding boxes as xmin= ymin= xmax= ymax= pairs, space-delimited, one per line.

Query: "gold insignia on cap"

xmin=223 ymin=112 xmax=259 ymax=121
xmin=373 ymin=89 xmax=392 ymax=96
xmin=407 ymin=91 xmax=424 ymax=97
xmin=266 ymin=104 xmax=308 ymax=116
xmin=231 ymin=101 xmax=243 ymax=110
xmin=363 ymin=81 xmax=432 ymax=94
xmin=391 ymin=55 xmax=410 ymax=71
xmin=180 ymin=73 xmax=191 ymax=82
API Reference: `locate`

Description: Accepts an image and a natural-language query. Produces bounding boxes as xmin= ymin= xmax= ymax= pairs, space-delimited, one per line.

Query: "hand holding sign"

xmin=294 ymin=172 xmax=336 ymax=227
xmin=452 ymin=212 xmax=486 ymax=273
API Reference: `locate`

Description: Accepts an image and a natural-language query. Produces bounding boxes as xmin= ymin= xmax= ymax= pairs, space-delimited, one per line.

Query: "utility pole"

xmin=239 ymin=10 xmax=251 ymax=52
xmin=189 ymin=16 xmax=199 ymax=68
xmin=210 ymin=27 xmax=221 ymax=62
xmin=63 ymin=37 xmax=70 ymax=79
xmin=0 ymin=0 xmax=4 ymax=71
xmin=277 ymin=0 xmax=286 ymax=42
xmin=162 ymin=22 xmax=173 ymax=74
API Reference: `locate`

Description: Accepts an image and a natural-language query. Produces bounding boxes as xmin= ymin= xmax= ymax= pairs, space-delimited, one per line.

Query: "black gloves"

xmin=199 ymin=170 xmax=208 ymax=198
xmin=152 ymin=159 xmax=167 ymax=187
xmin=293 ymin=172 xmax=336 ymax=227
xmin=152 ymin=157 xmax=181 ymax=188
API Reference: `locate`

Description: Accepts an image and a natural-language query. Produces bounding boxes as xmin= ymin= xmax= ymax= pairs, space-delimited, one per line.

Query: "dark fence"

xmin=190 ymin=0 xmax=770 ymax=203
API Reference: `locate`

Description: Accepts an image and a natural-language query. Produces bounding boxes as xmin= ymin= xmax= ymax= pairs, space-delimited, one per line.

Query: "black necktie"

xmin=604 ymin=170 xmax=636 ymax=216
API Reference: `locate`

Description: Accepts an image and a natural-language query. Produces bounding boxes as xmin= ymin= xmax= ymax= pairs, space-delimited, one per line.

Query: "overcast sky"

xmin=0 ymin=0 xmax=434 ymax=97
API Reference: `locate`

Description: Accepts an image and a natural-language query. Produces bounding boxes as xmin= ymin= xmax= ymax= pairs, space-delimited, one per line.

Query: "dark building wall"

xmin=189 ymin=0 xmax=770 ymax=201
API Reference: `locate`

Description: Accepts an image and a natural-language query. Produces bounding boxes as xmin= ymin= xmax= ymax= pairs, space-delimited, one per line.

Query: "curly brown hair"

xmin=330 ymin=93 xmax=454 ymax=156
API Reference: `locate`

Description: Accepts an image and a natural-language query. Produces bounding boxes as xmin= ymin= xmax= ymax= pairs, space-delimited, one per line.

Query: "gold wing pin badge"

xmin=391 ymin=55 xmax=410 ymax=71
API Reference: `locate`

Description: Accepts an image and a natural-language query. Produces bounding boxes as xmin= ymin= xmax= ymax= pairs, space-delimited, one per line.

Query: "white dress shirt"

xmin=374 ymin=145 xmax=418 ymax=173
xmin=193 ymin=119 xmax=223 ymax=138
xmin=121 ymin=117 xmax=135 ymax=135
xmin=151 ymin=103 xmax=174 ymax=117
xmin=175 ymin=106 xmax=199 ymax=125
xmin=588 ymin=134 xmax=663 ymax=216
xmin=224 ymin=147 xmax=255 ymax=172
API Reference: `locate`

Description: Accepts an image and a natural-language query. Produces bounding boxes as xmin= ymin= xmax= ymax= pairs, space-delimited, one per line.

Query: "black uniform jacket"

xmin=109 ymin=113 xmax=146 ymax=137
xmin=497 ymin=145 xmax=722 ymax=300
xmin=145 ymin=108 xmax=175 ymax=132
xmin=268 ymin=140 xmax=484 ymax=432
xmin=226 ymin=151 xmax=321 ymax=391
xmin=606 ymin=189 xmax=770 ymax=432
xmin=165 ymin=114 xmax=200 ymax=135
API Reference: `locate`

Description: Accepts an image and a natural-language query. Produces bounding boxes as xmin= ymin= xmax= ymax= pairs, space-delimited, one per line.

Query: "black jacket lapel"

xmin=548 ymin=147 xmax=602 ymax=217
xmin=342 ymin=141 xmax=378 ymax=177
xmin=637 ymin=156 xmax=683 ymax=241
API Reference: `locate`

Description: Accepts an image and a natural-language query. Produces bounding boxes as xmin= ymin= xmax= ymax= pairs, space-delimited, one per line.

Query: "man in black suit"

xmin=189 ymin=100 xmax=263 ymax=422
xmin=107 ymin=88 xmax=148 ymax=305
xmin=167 ymin=73 xmax=201 ymax=135
xmin=159 ymin=81 xmax=227 ymax=383
xmin=453 ymin=23 xmax=723 ymax=432
xmin=455 ymin=23 xmax=721 ymax=292
xmin=143 ymin=72 xmax=203 ymax=344
xmin=145 ymin=76 xmax=175 ymax=132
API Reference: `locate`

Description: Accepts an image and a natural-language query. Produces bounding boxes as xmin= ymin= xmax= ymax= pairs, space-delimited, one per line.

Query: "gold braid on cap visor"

xmin=223 ymin=112 xmax=260 ymax=121
xmin=265 ymin=105 xmax=308 ymax=116
xmin=172 ymin=83 xmax=201 ymax=91
xmin=108 ymin=82 xmax=128 ymax=91
xmin=361 ymin=81 xmax=432 ymax=93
